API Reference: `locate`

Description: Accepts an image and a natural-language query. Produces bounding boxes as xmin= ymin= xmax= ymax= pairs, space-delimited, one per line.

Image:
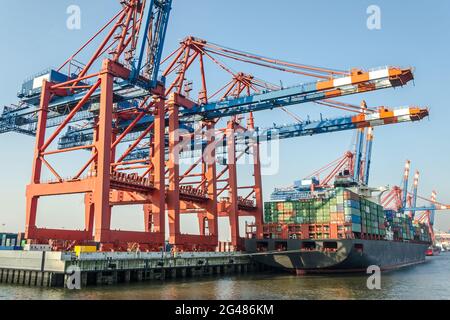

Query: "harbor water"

xmin=0 ymin=253 xmax=449 ymax=300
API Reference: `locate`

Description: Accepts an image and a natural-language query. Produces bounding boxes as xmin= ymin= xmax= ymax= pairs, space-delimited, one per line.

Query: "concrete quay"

xmin=0 ymin=251 xmax=267 ymax=288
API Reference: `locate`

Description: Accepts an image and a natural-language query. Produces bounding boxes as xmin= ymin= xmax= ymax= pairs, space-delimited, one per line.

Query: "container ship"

xmin=245 ymin=173 xmax=432 ymax=274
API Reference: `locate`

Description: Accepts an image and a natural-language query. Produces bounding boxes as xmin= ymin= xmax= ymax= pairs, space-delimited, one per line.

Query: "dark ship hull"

xmin=245 ymin=239 xmax=429 ymax=274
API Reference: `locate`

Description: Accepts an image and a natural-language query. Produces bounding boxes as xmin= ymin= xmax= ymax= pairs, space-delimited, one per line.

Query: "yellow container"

xmin=74 ymin=245 xmax=97 ymax=256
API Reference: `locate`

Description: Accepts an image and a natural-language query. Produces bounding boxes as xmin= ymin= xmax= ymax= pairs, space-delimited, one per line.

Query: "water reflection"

xmin=0 ymin=254 xmax=449 ymax=300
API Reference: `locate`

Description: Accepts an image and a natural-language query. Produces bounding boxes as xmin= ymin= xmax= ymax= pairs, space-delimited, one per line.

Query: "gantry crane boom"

xmin=55 ymin=105 xmax=428 ymax=152
xmin=122 ymin=106 xmax=429 ymax=161
xmin=184 ymin=67 xmax=413 ymax=120
xmin=131 ymin=0 xmax=173 ymax=89
xmin=404 ymin=193 xmax=450 ymax=212
xmin=0 ymin=0 xmax=173 ymax=136
xmin=0 ymin=65 xmax=414 ymax=137
xmin=56 ymin=103 xmax=428 ymax=151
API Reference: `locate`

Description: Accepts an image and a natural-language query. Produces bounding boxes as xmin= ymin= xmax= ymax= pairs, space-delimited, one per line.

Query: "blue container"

xmin=384 ymin=210 xmax=396 ymax=221
xmin=345 ymin=200 xmax=360 ymax=209
xmin=0 ymin=233 xmax=18 ymax=247
xmin=351 ymin=214 xmax=362 ymax=224
xmin=0 ymin=246 xmax=22 ymax=251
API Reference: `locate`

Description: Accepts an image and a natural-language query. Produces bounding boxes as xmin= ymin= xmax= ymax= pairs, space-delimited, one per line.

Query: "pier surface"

xmin=0 ymin=251 xmax=262 ymax=288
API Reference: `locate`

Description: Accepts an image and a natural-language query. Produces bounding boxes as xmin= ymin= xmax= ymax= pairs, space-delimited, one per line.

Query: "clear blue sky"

xmin=0 ymin=0 xmax=449 ymax=237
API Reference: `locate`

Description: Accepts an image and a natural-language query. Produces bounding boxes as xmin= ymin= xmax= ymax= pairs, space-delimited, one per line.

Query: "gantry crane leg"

xmin=84 ymin=193 xmax=95 ymax=235
xmin=167 ymin=98 xmax=181 ymax=245
xmin=25 ymin=80 xmax=52 ymax=241
xmin=203 ymin=121 xmax=219 ymax=243
xmin=226 ymin=120 xmax=241 ymax=249
xmin=248 ymin=114 xmax=264 ymax=239
xmin=149 ymin=97 xmax=167 ymax=247
xmin=93 ymin=61 xmax=114 ymax=244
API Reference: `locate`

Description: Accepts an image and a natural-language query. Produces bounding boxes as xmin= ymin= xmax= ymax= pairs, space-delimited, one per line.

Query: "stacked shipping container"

xmin=384 ymin=210 xmax=431 ymax=243
xmin=264 ymin=187 xmax=430 ymax=242
xmin=360 ymin=197 xmax=386 ymax=237
xmin=0 ymin=233 xmax=25 ymax=250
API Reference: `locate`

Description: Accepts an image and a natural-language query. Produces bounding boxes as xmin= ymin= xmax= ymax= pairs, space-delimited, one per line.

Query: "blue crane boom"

xmin=118 ymin=106 xmax=428 ymax=161
xmin=131 ymin=0 xmax=172 ymax=89
xmin=0 ymin=65 xmax=414 ymax=137
xmin=404 ymin=206 xmax=449 ymax=212
xmin=182 ymin=67 xmax=412 ymax=120
xmin=0 ymin=0 xmax=173 ymax=136
xmin=403 ymin=191 xmax=448 ymax=224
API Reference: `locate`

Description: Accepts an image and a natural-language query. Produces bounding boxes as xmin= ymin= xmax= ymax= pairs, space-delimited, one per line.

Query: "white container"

xmin=23 ymin=244 xmax=52 ymax=252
